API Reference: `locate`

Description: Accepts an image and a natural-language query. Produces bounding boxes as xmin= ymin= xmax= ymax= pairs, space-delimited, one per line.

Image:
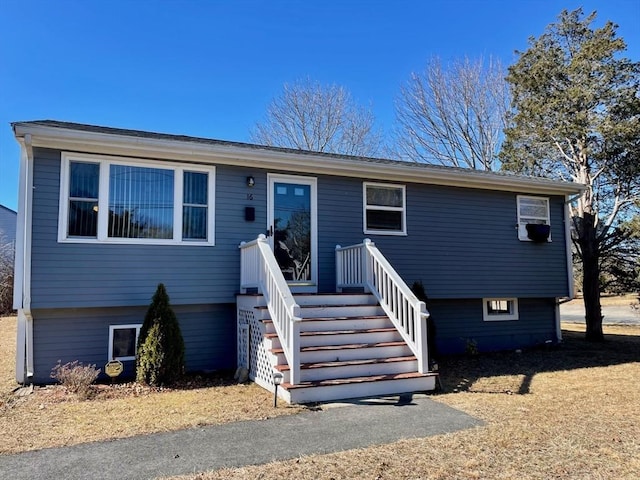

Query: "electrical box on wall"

xmin=245 ymin=206 xmax=255 ymax=222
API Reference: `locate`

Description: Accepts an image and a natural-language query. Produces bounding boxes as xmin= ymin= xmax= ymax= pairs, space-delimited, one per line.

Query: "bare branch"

xmin=251 ymin=78 xmax=382 ymax=157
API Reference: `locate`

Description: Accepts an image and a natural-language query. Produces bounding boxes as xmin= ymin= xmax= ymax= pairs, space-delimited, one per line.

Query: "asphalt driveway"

xmin=0 ymin=393 xmax=482 ymax=480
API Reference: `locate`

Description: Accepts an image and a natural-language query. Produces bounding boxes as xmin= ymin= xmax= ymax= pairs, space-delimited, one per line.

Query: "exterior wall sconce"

xmin=246 ymin=176 xmax=255 ymax=187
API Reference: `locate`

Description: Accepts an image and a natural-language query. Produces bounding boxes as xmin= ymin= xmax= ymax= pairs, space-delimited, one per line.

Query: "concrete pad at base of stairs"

xmin=0 ymin=393 xmax=482 ymax=480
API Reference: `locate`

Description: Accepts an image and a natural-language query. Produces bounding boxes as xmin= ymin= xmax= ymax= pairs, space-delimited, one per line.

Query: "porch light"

xmin=273 ymin=371 xmax=284 ymax=407
xmin=246 ymin=176 xmax=255 ymax=187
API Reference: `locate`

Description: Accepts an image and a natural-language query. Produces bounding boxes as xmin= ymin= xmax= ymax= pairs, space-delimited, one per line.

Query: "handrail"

xmin=240 ymin=234 xmax=301 ymax=384
xmin=336 ymin=239 xmax=429 ymax=373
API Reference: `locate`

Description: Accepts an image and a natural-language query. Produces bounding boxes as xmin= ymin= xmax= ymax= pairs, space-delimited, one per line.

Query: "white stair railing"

xmin=336 ymin=239 xmax=429 ymax=373
xmin=240 ymin=234 xmax=302 ymax=384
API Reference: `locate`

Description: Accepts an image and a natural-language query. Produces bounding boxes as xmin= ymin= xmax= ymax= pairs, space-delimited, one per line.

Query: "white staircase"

xmin=238 ymin=293 xmax=438 ymax=404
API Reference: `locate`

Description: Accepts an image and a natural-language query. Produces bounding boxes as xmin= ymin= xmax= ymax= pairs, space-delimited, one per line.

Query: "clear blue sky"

xmin=1 ymin=0 xmax=638 ymax=211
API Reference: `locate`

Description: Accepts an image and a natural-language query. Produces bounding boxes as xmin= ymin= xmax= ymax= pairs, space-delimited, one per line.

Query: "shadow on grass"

xmin=437 ymin=329 xmax=640 ymax=396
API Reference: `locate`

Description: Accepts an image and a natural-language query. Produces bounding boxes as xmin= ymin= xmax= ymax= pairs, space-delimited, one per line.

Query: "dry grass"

xmin=171 ymin=323 xmax=640 ymax=480
xmin=0 ymin=315 xmax=304 ymax=454
xmin=3 ymin=313 xmax=640 ymax=479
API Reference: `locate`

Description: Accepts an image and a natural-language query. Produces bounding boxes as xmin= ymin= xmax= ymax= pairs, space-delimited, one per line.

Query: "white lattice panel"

xmin=248 ymin=311 xmax=275 ymax=387
xmin=237 ymin=309 xmax=251 ymax=369
xmin=237 ymin=306 xmax=276 ymax=389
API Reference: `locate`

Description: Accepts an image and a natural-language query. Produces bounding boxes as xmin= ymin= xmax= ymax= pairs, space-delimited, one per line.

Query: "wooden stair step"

xmin=275 ymin=355 xmax=417 ymax=372
xmin=262 ymin=315 xmax=388 ymax=324
xmin=265 ymin=327 xmax=397 ymax=339
xmin=282 ymin=371 xmax=438 ymax=390
xmin=271 ymin=340 xmax=407 ymax=355
xmin=256 ymin=303 xmax=377 ymax=311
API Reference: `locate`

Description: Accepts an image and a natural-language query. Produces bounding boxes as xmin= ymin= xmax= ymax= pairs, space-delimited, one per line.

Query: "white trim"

xmin=58 ymin=152 xmax=216 ymax=246
xmin=108 ymin=324 xmax=142 ymax=361
xmin=363 ymin=182 xmax=407 ymax=236
xmin=564 ymin=195 xmax=575 ymax=299
xmin=13 ymin=122 xmax=585 ymax=196
xmin=267 ymin=173 xmax=318 ymax=292
xmin=482 ymin=298 xmax=519 ymax=321
xmin=517 ymin=195 xmax=551 ymax=242
xmin=14 ymin=135 xmax=34 ymax=382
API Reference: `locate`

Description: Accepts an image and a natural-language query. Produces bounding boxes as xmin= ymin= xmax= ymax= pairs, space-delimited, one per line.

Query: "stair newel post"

xmin=290 ymin=304 xmax=302 ymax=385
xmin=416 ymin=300 xmax=429 ymax=374
xmin=363 ymin=239 xmax=373 ymax=293
xmin=239 ymin=241 xmax=247 ymax=293
xmin=335 ymin=244 xmax=343 ymax=293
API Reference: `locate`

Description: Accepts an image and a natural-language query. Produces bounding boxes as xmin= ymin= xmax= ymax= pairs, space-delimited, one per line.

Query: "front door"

xmin=267 ymin=174 xmax=317 ymax=292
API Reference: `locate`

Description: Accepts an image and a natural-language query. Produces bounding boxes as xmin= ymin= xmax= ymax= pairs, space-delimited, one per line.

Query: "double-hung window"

xmin=517 ymin=195 xmax=550 ymax=241
xmin=59 ymin=153 xmax=215 ymax=245
xmin=363 ymin=182 xmax=406 ymax=235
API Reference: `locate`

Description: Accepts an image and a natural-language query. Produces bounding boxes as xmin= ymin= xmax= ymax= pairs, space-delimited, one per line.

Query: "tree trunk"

xmin=580 ymin=213 xmax=604 ymax=341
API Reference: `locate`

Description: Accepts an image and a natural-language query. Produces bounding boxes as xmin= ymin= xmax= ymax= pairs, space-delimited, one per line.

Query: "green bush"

xmin=136 ymin=283 xmax=185 ymax=386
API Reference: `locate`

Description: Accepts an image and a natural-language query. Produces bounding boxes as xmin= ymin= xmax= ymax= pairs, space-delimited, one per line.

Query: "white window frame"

xmin=363 ymin=182 xmax=407 ymax=236
xmin=482 ymin=298 xmax=519 ymax=321
xmin=59 ymin=153 xmax=215 ymax=245
xmin=517 ymin=195 xmax=551 ymax=242
xmin=108 ymin=324 xmax=142 ymax=361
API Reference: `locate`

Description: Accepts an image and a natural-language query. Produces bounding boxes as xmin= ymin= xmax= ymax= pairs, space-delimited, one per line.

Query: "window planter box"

xmin=526 ymin=223 xmax=551 ymax=242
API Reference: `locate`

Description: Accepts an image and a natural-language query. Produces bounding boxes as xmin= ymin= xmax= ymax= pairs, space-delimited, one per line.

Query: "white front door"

xmin=267 ymin=174 xmax=318 ymax=292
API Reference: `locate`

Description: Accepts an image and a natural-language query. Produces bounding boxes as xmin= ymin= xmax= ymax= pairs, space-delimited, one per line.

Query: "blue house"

xmin=11 ymin=120 xmax=582 ymax=403
xmin=0 ymin=204 xmax=17 ymax=247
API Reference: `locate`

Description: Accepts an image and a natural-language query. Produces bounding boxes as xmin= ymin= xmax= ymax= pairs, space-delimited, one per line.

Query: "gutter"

xmin=13 ymin=134 xmax=34 ymax=383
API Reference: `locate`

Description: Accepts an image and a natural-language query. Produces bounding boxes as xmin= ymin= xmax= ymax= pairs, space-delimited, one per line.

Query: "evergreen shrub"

xmin=136 ymin=283 xmax=185 ymax=386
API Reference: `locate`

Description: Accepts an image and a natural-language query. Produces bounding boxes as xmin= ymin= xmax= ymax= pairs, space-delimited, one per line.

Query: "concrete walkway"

xmin=0 ymin=394 xmax=482 ymax=480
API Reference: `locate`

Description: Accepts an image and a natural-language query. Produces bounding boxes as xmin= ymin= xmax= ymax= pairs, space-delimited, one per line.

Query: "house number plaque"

xmin=105 ymin=360 xmax=124 ymax=378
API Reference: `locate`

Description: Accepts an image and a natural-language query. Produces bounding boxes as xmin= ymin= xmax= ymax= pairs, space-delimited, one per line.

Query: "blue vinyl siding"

xmin=427 ymin=298 xmax=557 ymax=355
xmin=30 ymin=149 xmax=267 ymax=308
xmin=315 ymin=175 xmax=570 ymax=298
xmin=31 ymin=303 xmax=236 ymax=383
xmin=30 ymin=149 xmax=570 ymax=308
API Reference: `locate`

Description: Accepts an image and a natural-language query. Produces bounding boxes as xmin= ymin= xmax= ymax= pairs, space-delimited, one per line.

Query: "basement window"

xmin=108 ymin=324 xmax=142 ymax=361
xmin=483 ymin=298 xmax=519 ymax=321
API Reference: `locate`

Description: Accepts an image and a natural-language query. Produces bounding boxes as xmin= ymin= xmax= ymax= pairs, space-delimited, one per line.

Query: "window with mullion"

xmin=364 ymin=182 xmax=406 ymax=234
xmin=68 ymin=161 xmax=100 ymax=237
xmin=60 ymin=153 xmax=215 ymax=245
xmin=182 ymin=171 xmax=208 ymax=240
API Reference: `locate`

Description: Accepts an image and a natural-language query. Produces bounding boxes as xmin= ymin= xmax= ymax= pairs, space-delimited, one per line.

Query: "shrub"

xmin=136 ymin=283 xmax=185 ymax=386
xmin=50 ymin=360 xmax=100 ymax=399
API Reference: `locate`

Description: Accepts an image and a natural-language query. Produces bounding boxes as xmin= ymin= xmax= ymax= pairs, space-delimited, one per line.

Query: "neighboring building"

xmin=11 ymin=120 xmax=582 ymax=403
xmin=0 ymin=204 xmax=17 ymax=247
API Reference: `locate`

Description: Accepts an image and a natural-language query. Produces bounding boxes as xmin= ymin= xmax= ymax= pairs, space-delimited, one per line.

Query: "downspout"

xmin=555 ymin=194 xmax=577 ymax=343
xmin=13 ymin=133 xmax=34 ymax=384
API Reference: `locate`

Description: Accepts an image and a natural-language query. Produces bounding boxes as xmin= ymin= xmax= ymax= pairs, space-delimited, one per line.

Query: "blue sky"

xmin=1 ymin=0 xmax=638 ymax=211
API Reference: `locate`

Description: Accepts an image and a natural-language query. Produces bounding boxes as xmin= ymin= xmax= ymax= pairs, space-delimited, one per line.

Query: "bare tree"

xmin=394 ymin=56 xmax=509 ymax=170
xmin=0 ymin=236 xmax=14 ymax=315
xmin=251 ymin=78 xmax=382 ymax=157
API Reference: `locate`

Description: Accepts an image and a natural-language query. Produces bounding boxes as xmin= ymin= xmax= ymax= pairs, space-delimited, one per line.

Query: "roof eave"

xmin=12 ymin=122 xmax=585 ymax=196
